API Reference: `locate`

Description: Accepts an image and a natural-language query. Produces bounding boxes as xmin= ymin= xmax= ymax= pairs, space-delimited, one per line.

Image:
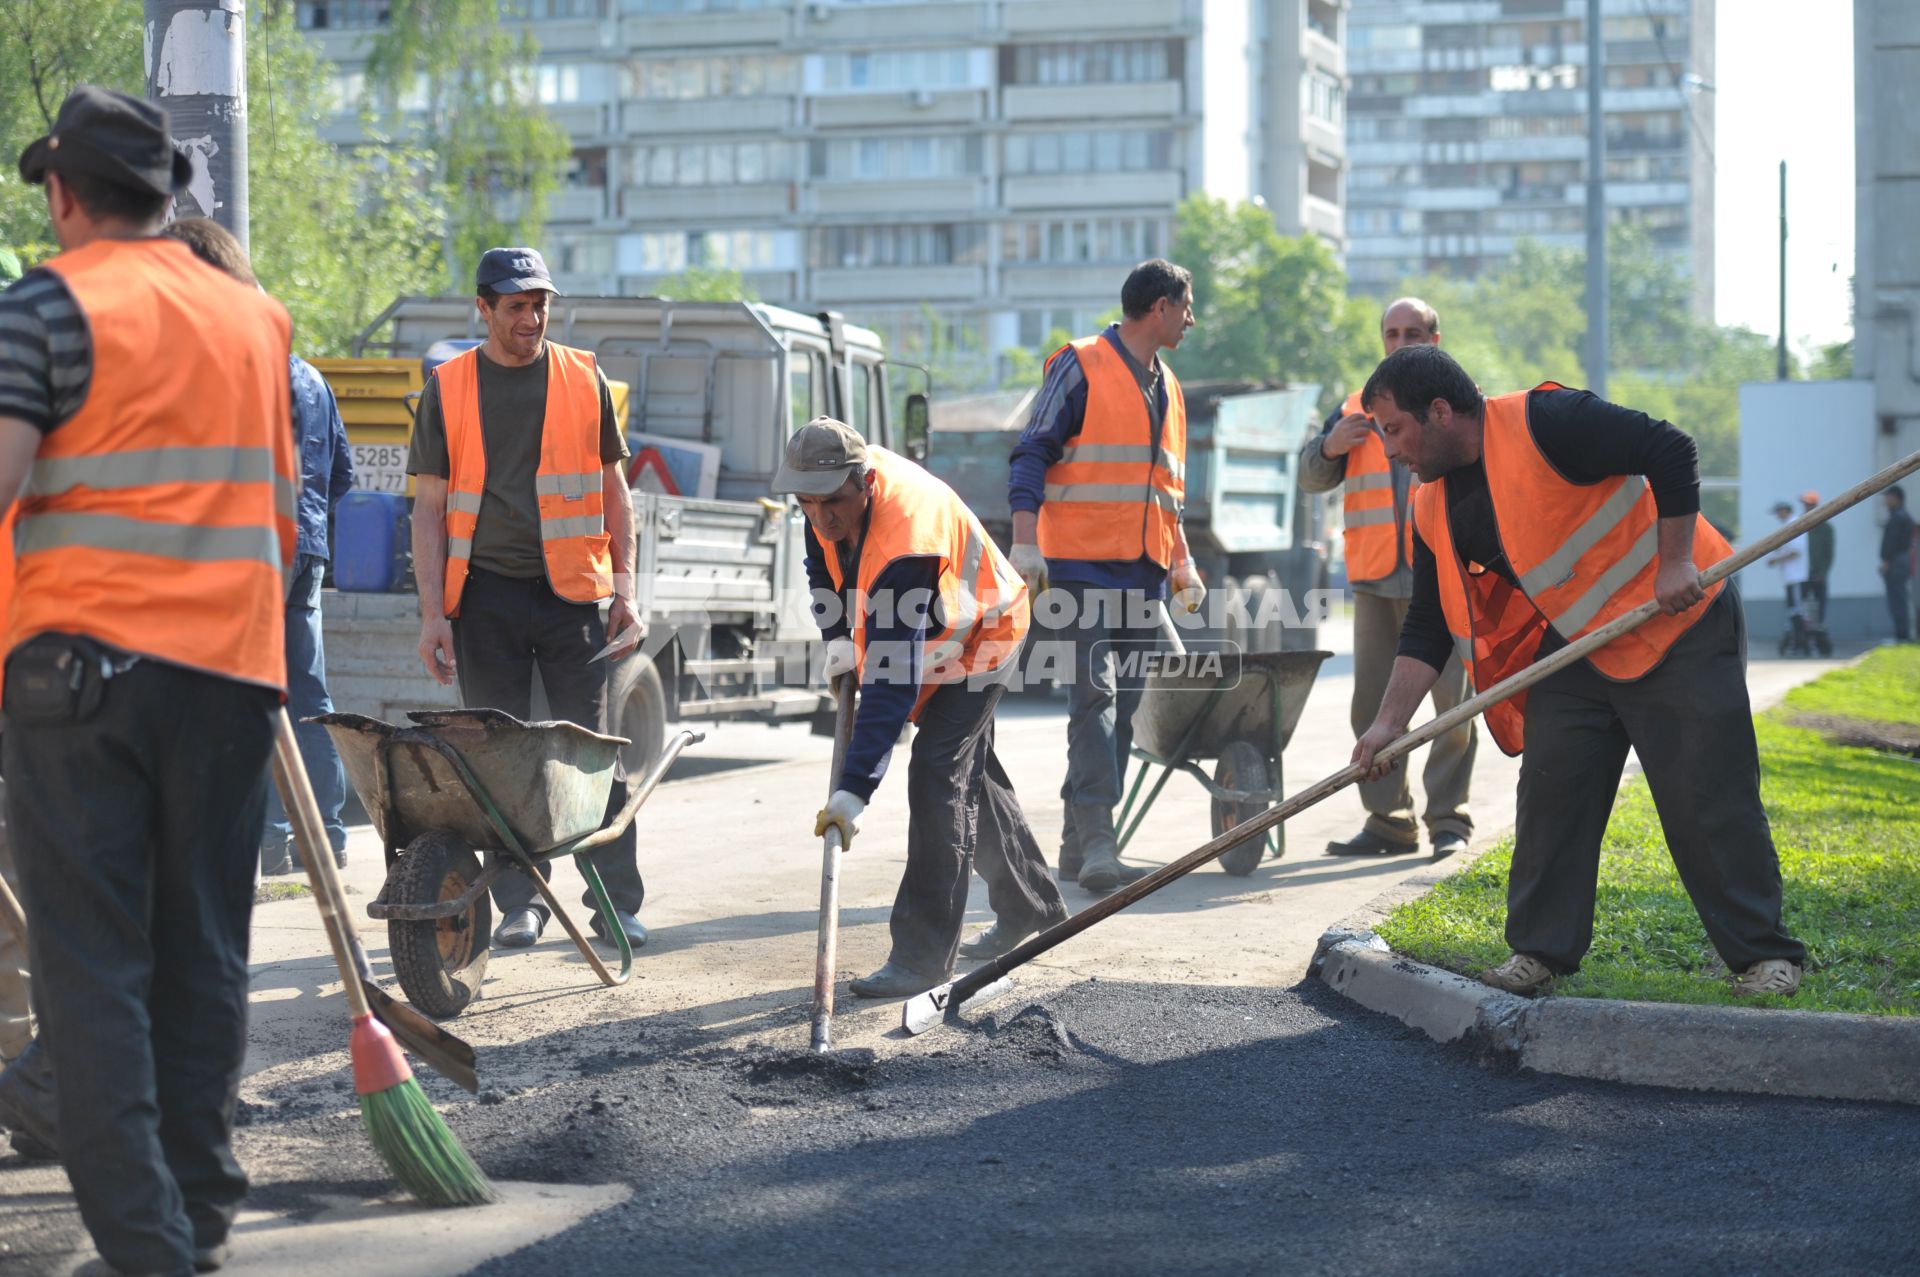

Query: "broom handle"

xmin=811 ymin=674 xmax=856 ymax=1052
xmin=273 ymin=707 xmax=373 ymax=1022
xmin=0 ymin=869 xmax=25 ymax=950
xmin=949 ymin=446 xmax=1920 ymax=1002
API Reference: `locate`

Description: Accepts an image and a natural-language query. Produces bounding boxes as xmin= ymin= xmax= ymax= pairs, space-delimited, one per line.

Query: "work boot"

xmin=589 ymin=909 xmax=648 ymax=950
xmin=1070 ymin=804 xmax=1148 ymax=894
xmin=258 ymin=839 xmax=295 ymax=877
xmin=492 ymin=908 xmax=546 ymax=949
xmin=1057 ymin=820 xmax=1082 ymax=880
xmin=959 ymin=908 xmax=1066 ymax=962
xmin=1325 ymin=828 xmax=1420 ymax=857
xmin=848 ymin=961 xmax=948 ymax=999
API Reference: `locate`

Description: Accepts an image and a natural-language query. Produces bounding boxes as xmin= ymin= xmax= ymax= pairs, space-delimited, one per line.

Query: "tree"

xmin=646 ymin=266 xmax=757 ymax=303
xmin=1168 ymin=193 xmax=1375 ymax=409
xmin=362 ymin=0 xmax=570 ymax=293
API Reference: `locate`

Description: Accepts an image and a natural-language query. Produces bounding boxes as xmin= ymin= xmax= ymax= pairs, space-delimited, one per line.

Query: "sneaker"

xmin=1731 ymin=959 xmax=1801 ymax=998
xmin=1479 ymin=953 xmax=1554 ymax=995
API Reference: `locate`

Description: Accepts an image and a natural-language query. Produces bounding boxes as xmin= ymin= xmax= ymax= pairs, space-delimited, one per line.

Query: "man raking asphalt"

xmin=904 ymin=444 xmax=1920 ymax=1034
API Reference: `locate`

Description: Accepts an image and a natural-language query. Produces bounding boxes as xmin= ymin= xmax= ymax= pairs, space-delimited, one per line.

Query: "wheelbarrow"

xmin=317 ymin=708 xmax=700 ymax=1019
xmin=1115 ymin=648 xmax=1332 ymax=876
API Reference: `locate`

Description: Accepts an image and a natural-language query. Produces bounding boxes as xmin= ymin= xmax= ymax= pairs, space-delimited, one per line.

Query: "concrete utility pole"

xmin=144 ymin=0 xmax=248 ymax=251
xmin=1778 ymin=160 xmax=1789 ymax=380
xmin=1584 ymin=0 xmax=1607 ymax=398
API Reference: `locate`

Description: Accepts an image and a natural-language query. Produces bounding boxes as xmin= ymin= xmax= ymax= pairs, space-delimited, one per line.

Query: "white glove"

xmin=822 ymin=636 xmax=857 ymax=681
xmin=1170 ymin=559 xmax=1207 ymax=615
xmin=814 ymin=789 xmax=866 ymax=849
xmin=1009 ymin=542 xmax=1049 ymax=597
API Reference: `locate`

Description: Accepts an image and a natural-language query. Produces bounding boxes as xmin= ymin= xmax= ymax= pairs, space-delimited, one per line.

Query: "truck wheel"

xmin=613 ymin=656 xmax=667 ymax=778
xmin=387 ymin=832 xmax=490 ymax=1020
xmin=1213 ymin=738 xmax=1273 ymax=876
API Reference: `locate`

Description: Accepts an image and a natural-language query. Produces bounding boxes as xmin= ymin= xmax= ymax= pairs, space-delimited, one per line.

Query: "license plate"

xmin=351 ymin=443 xmax=410 ymax=494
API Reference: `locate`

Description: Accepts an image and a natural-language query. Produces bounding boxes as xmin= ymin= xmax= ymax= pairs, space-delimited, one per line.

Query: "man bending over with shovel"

xmin=776 ymin=418 xmax=1068 ymax=998
xmin=1351 ymin=346 xmax=1805 ymax=999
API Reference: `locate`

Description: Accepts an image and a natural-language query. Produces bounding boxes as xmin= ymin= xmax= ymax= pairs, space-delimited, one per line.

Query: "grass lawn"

xmin=1376 ymin=647 xmax=1920 ymax=1015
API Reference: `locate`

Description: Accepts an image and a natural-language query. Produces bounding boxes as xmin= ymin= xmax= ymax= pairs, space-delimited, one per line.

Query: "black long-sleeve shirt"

xmin=1398 ymin=388 xmax=1701 ymax=671
xmin=1881 ymin=506 xmax=1916 ymax=563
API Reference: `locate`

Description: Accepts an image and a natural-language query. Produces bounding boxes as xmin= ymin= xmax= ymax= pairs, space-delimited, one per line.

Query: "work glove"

xmin=814 ymin=789 xmax=866 ymax=850
xmin=822 ymin=636 xmax=857 ymax=681
xmin=1170 ymin=558 xmax=1207 ymax=615
xmin=1009 ymin=542 xmax=1049 ymax=598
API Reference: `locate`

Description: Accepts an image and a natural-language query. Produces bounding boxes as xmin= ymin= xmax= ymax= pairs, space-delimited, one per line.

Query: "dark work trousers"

xmin=450 ymin=568 xmax=644 ymax=918
xmin=1886 ymin=553 xmax=1913 ymax=641
xmin=3 ymin=647 xmax=275 ymax=1275
xmin=451 ymin=568 xmax=645 ymax=917
xmin=891 ymin=681 xmax=1069 ymax=976
xmin=1056 ymin=583 xmax=1164 ymax=853
xmin=1508 ymin=593 xmax=1807 ymax=975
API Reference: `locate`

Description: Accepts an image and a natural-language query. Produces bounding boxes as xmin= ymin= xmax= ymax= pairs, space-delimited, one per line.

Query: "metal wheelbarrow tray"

xmin=317 ymin=708 xmax=700 ymax=1019
xmin=1117 ymin=649 xmax=1332 ymax=876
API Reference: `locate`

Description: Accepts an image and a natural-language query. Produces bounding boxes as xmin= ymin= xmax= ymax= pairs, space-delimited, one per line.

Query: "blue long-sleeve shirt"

xmin=805 ymin=521 xmax=940 ymax=801
xmin=1006 ymin=324 xmax=1172 ymax=598
xmin=290 ymin=355 xmax=354 ymax=560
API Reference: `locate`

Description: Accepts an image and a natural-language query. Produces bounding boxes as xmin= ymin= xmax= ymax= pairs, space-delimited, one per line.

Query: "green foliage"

xmin=1000 ymin=324 xmax=1076 ymax=389
xmin=1377 ymin=651 xmax=1920 ymax=1015
xmin=363 ymin=0 xmax=570 ymax=292
xmin=645 ymin=266 xmax=757 ymax=302
xmin=1168 ymin=193 xmax=1374 ymax=411
xmin=1807 ymin=339 xmax=1854 ymax=381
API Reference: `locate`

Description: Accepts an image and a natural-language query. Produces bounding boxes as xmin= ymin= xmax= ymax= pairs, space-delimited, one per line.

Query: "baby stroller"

xmin=1779 ymin=583 xmax=1834 ymax=657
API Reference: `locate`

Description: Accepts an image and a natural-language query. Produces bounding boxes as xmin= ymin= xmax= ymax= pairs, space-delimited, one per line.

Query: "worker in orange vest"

xmin=1299 ymin=298 xmax=1476 ymax=860
xmin=0 ymin=86 xmax=297 ymax=1272
xmin=780 ymin=418 xmax=1066 ymax=997
xmin=408 ymin=247 xmax=648 ymax=953
xmin=1007 ymin=260 xmax=1205 ymax=894
xmin=1351 ymin=346 xmax=1805 ymax=999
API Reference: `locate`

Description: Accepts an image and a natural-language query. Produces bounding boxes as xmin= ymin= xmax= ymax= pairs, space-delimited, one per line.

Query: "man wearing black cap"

xmin=407 ymin=246 xmax=649 ymax=952
xmin=0 ymin=85 xmax=298 ymax=1275
xmin=777 ymin=417 xmax=1067 ymax=997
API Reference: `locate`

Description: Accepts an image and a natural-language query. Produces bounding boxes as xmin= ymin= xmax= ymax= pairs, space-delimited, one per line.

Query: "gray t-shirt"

xmin=409 ymin=345 xmax=628 ymax=579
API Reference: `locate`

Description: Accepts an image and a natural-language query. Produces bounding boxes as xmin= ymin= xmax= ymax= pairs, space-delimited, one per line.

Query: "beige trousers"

xmin=1350 ymin=591 xmax=1477 ymax=843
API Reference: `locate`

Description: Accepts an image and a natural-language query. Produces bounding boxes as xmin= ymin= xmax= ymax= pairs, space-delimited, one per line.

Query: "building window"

xmin=1003 ymin=130 xmax=1173 ymax=176
xmin=625 ymin=54 xmax=798 ymax=99
xmin=297 ymin=1 xmax=390 ymax=29
xmin=619 ymin=229 xmax=797 ymax=275
xmin=814 ymin=48 xmax=982 ymax=92
xmin=809 ymin=224 xmax=987 ymax=269
xmin=621 ymin=0 xmax=782 ymax=12
xmin=566 ymin=147 xmax=608 ymax=188
xmin=1489 ymin=63 xmax=1580 ymax=92
xmin=1305 ymin=71 xmax=1343 ymax=126
xmin=1003 ymin=40 xmax=1176 ymax=86
xmin=631 ymin=141 xmax=796 ymax=186
xmin=808 ymin=135 xmax=982 ymax=181
xmin=999 ymin=216 xmax=1167 ymax=264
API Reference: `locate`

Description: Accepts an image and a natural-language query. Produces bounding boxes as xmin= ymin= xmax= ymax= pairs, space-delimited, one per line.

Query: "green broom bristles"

xmin=360 ymin=1075 xmax=497 ymax=1207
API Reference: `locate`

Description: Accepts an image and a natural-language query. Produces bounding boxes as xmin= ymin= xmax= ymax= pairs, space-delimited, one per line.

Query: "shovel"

xmin=810 ymin=673 xmax=858 ymax=1053
xmin=904 ymin=447 xmax=1920 ymax=1035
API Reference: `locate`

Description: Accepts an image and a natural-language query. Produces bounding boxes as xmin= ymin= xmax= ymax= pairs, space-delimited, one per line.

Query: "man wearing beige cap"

xmin=777 ymin=418 xmax=1067 ymax=997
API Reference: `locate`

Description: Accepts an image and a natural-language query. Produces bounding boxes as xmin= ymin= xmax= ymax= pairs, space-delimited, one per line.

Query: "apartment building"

xmin=296 ymin=0 xmax=1346 ymax=387
xmin=1344 ymin=0 xmax=1714 ymax=318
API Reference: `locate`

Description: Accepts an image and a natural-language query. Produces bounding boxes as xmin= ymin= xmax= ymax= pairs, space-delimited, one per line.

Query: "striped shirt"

xmin=0 ymin=269 xmax=91 ymax=434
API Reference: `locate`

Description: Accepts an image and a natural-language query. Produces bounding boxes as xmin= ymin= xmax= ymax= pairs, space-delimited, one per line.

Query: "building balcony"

xmin=621 ymin=184 xmax=793 ymax=222
xmin=624 ymin=269 xmax=797 ymax=304
xmin=547 ymin=185 xmax=610 ymax=223
xmin=1604 ymin=181 xmax=1691 ymax=206
xmin=301 ymin=28 xmax=377 ymax=66
xmin=809 ymin=90 xmax=985 ymax=129
xmin=1303 ymin=194 xmax=1344 ymax=244
xmin=545 ymin=102 xmax=610 ymax=138
xmin=1002 ymin=81 xmax=1182 ymax=122
xmin=808 ymin=178 xmax=988 ymax=216
xmin=1002 ymin=0 xmax=1191 ymax=37
xmin=1305 ymin=117 xmax=1344 ymax=159
xmin=620 ymin=97 xmax=792 ymax=135
xmin=509 ymin=17 xmax=603 ymax=54
xmin=1000 ymin=263 xmax=1136 ymax=301
xmin=619 ymin=9 xmax=789 ymax=48
xmin=1480 ymin=136 xmax=1589 ymax=163
xmin=801 ymin=0 xmax=984 ymax=41
xmin=1002 ymin=170 xmax=1183 ymax=211
xmin=809 ymin=265 xmax=985 ymax=305
xmin=1303 ymin=28 xmax=1342 ymax=73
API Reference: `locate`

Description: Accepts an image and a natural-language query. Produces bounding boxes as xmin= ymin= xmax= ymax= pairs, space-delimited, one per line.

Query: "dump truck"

xmin=925 ymin=378 xmax=1332 ymax=652
xmin=316 ymin=296 xmax=927 ymax=773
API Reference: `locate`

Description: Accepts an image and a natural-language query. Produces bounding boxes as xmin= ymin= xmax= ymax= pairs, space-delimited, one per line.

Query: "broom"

xmin=271 ymin=707 xmax=496 ymax=1207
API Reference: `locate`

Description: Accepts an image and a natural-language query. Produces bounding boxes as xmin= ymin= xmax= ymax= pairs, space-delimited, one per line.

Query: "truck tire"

xmin=387 ymin=832 xmax=490 ymax=1019
xmin=613 ymin=655 xmax=667 ymax=778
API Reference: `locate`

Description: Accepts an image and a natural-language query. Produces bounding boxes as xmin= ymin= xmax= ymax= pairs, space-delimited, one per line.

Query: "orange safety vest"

xmin=1036 ymin=334 xmax=1185 ymax=567
xmin=9 ymin=239 xmax=295 ymax=691
xmin=1414 ymin=383 xmax=1732 ymax=755
xmin=823 ymin=447 xmax=1029 ymax=721
xmin=1338 ymin=388 xmax=1414 ymax=583
xmin=434 ymin=342 xmax=613 ymax=616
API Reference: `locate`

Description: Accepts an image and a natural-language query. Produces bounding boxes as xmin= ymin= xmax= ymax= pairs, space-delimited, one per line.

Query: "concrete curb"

xmin=1311 ymin=931 xmax=1920 ymax=1107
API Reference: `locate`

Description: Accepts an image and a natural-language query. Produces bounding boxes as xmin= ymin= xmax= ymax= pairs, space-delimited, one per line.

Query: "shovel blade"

xmin=901 ymin=975 xmax=1014 ymax=1036
xmin=363 ymin=979 xmax=480 ymax=1093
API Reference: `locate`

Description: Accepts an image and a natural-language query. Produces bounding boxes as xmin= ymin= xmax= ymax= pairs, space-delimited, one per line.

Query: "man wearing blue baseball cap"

xmin=407 ymin=246 xmax=650 ymax=953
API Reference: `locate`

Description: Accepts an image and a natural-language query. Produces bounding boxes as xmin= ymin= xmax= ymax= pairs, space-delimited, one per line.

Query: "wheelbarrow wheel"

xmin=388 ymin=831 xmax=491 ymax=1019
xmin=1213 ymin=738 xmax=1273 ymax=877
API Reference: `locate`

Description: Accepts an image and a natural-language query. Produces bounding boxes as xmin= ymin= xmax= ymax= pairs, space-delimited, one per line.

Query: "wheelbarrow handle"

xmin=563 ymin=729 xmax=704 ymax=857
xmin=934 ymin=446 xmax=1920 ymax=1014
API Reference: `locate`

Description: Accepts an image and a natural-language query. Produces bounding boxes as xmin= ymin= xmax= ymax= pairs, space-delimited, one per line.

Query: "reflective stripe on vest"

xmin=435 ymin=343 xmax=615 ymax=616
xmin=1036 ymin=334 xmax=1186 ymax=567
xmin=822 ymin=447 xmax=1030 ymax=721
xmin=1339 ymin=388 xmax=1409 ymax=582
xmin=11 ymin=238 xmax=295 ymax=692
xmin=1412 ymin=383 xmax=1733 ymax=755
